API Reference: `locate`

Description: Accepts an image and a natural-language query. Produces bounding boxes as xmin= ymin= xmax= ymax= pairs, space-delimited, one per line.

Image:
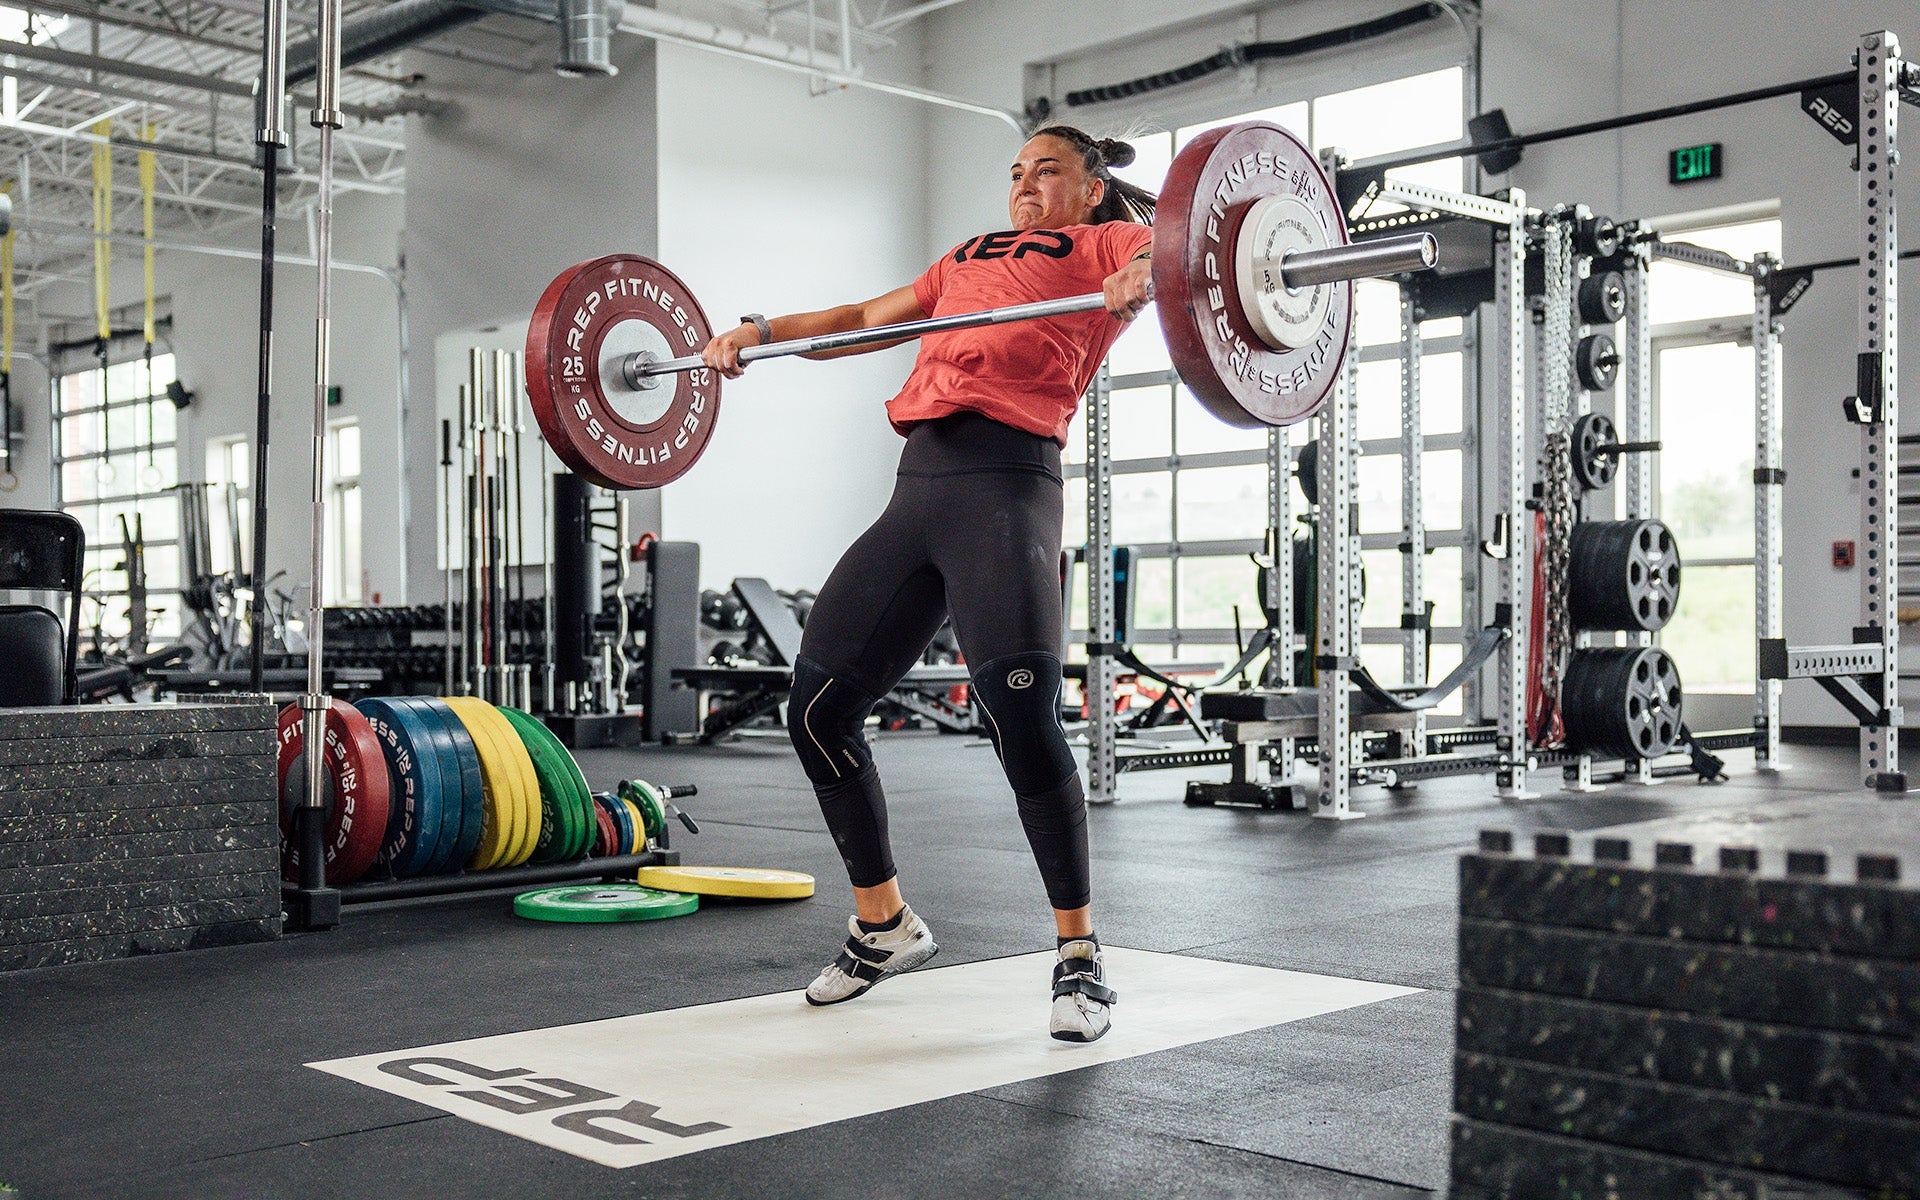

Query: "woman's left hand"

xmin=1102 ymin=258 xmax=1153 ymax=321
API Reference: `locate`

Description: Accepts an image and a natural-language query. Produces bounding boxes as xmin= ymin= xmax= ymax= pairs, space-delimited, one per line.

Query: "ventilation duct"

xmin=556 ymin=0 xmax=622 ymax=76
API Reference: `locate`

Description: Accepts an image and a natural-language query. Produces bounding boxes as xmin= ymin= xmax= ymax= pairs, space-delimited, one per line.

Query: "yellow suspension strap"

xmin=0 ymin=181 xmax=13 ymax=491
xmin=92 ymin=118 xmax=112 ymax=479
xmin=140 ymin=124 xmax=158 ymax=484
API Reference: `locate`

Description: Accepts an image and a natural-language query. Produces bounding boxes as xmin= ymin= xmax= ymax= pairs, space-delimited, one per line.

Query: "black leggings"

xmin=789 ymin=412 xmax=1090 ymax=911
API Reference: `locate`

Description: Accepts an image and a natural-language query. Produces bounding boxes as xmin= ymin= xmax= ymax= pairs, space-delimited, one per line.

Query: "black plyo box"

xmin=0 ymin=728 xmax=272 ymax=768
xmin=1459 ymin=917 xmax=1916 ymax=1036
xmin=1454 ymin=1052 xmax=1920 ymax=1194
xmin=1449 ymin=1117 xmax=1863 ymax=1200
xmin=0 ymin=702 xmax=273 ymax=741
xmin=0 ymin=701 xmax=281 ymax=971
xmin=1460 ymin=850 xmax=1920 ymax=960
xmin=1457 ymin=985 xmax=1920 ymax=1119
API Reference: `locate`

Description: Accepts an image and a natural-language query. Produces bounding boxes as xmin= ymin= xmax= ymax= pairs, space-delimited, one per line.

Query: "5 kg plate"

xmin=512 ymin=884 xmax=699 ymax=923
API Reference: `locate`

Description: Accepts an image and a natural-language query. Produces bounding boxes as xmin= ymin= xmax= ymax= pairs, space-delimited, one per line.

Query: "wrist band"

xmin=739 ymin=313 xmax=772 ymax=345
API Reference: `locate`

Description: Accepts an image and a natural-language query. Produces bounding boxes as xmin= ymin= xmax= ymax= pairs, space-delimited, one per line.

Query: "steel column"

xmin=1753 ymin=254 xmax=1786 ymax=772
xmin=1857 ymin=31 xmax=1901 ymax=789
xmin=1399 ymin=289 xmax=1428 ymax=758
xmin=1494 ymin=194 xmax=1534 ymax=799
xmin=1085 ymin=365 xmax=1118 ymax=804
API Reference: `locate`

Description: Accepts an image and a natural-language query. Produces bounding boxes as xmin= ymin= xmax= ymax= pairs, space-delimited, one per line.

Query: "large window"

xmin=1066 ymin=68 xmax=1468 ymax=695
xmin=1649 ymin=218 xmax=1781 ymax=693
xmin=323 ymin=421 xmax=363 ymax=605
xmin=53 ymin=353 xmax=182 ymax=649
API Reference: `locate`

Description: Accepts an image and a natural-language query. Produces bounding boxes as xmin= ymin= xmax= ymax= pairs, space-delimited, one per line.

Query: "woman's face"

xmin=1008 ymin=135 xmax=1105 ymax=230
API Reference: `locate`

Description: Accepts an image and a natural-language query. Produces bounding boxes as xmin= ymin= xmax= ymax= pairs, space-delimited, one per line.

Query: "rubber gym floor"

xmin=0 ymin=731 xmax=1894 ymax=1200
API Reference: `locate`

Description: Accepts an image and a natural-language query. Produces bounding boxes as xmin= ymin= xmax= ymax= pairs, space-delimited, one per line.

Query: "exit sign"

xmin=1670 ymin=142 xmax=1723 ymax=185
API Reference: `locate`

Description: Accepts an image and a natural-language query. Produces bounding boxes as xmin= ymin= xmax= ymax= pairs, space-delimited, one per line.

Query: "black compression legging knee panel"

xmin=969 ymin=652 xmax=1078 ymax=794
xmin=972 ymin=652 xmax=1090 ymax=910
xmin=790 ymin=658 xmax=896 ymax=888
xmin=789 ymin=657 xmax=878 ymax=787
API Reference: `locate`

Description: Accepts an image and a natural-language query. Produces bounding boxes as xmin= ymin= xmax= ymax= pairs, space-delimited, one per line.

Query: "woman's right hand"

xmin=701 ymin=324 xmax=763 ymax=379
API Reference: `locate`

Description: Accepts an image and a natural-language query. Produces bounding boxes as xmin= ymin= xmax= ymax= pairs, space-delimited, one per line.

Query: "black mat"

xmin=0 ymin=733 xmax=1895 ymax=1200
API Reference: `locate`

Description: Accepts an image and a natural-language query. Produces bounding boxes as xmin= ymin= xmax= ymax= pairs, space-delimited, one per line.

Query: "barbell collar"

xmin=626 ymin=231 xmax=1434 ymax=387
xmin=1278 ymin=232 xmax=1437 ymax=288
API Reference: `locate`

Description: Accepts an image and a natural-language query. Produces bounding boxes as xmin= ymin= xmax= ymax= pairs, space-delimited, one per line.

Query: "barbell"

xmin=525 ymin=121 xmax=1438 ymax=491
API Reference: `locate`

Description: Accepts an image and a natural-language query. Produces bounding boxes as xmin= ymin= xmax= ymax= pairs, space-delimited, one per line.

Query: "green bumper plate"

xmin=512 ymin=884 xmax=699 ymax=923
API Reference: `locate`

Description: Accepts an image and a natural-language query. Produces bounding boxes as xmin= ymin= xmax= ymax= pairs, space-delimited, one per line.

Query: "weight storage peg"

xmin=525 ymin=121 xmax=1438 ymax=490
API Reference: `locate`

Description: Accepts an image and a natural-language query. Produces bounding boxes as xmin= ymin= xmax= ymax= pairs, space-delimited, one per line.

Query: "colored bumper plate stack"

xmin=499 ymin=705 xmax=594 ymax=863
xmin=634 ymin=866 xmax=815 ymax=900
xmin=355 ymin=697 xmax=448 ymax=878
xmin=401 ymin=697 xmax=486 ymax=872
xmin=512 ymin=885 xmax=699 ymax=923
xmin=444 ymin=696 xmax=540 ymax=869
xmin=276 ymin=698 xmax=390 ymax=885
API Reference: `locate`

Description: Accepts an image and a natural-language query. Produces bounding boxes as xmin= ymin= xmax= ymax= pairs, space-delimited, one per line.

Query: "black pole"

xmin=248 ymin=142 xmax=277 ymax=692
xmin=1353 ymin=70 xmax=1856 ymax=177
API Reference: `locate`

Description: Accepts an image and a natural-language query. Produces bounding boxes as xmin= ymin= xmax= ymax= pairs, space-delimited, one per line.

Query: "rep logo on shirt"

xmin=952 ymin=230 xmax=1075 ymax=262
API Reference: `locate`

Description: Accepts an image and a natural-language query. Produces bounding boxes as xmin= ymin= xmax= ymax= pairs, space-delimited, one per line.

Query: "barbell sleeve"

xmin=627 ymin=231 xmax=1436 ymax=386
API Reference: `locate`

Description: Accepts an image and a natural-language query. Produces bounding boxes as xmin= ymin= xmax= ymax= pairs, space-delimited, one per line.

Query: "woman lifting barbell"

xmin=700 ymin=125 xmax=1155 ymax=1043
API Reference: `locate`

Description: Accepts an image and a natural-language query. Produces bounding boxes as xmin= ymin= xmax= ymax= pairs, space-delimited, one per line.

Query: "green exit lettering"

xmin=1670 ymin=143 xmax=1722 ymax=185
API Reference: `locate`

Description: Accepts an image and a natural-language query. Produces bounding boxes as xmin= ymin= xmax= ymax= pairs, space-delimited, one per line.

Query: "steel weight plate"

xmin=403 ymin=697 xmax=486 ymax=872
xmin=1154 ymin=121 xmax=1352 ymax=429
xmin=512 ymin=884 xmax=699 ymax=923
xmin=633 ymin=866 xmax=815 ymax=900
xmin=276 ymin=699 xmax=390 ymax=885
xmin=525 ymin=254 xmax=721 ymax=491
xmin=355 ymin=697 xmax=446 ymax=878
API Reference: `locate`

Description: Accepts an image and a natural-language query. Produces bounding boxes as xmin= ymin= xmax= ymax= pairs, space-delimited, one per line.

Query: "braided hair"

xmin=1031 ymin=124 xmax=1157 ymax=226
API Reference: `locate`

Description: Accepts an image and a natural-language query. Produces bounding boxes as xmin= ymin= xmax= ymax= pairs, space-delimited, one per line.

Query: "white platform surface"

xmin=310 ymin=948 xmax=1419 ymax=1168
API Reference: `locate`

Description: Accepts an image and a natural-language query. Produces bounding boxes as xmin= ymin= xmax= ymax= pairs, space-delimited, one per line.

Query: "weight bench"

xmin=671 ymin=577 xmax=982 ymax=743
xmin=0 ymin=509 xmax=85 ymax=706
xmin=1197 ymin=624 xmax=1507 ymax=757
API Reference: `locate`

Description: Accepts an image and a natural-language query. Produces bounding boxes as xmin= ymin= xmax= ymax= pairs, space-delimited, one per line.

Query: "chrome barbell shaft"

xmin=626 ymin=232 xmax=1437 ymax=385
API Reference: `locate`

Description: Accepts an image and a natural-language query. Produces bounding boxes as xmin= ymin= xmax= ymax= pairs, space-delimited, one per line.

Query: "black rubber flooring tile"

xmin=1188 ymin=900 xmax=1461 ymax=992
xmin=981 ymin=988 xmax=1456 ymax=1191
xmin=81 ymin=1088 xmax=1430 ymax=1200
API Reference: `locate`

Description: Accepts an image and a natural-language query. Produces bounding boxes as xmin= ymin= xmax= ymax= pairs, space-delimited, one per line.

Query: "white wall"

xmin=401 ymin=29 xmax=661 ymax=605
xmin=11 ymin=190 xmax=406 ymax=609
xmin=653 ymin=37 xmax=933 ymax=593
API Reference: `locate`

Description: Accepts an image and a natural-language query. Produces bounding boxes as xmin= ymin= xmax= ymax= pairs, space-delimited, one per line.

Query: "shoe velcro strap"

xmin=843 ymin=935 xmax=893 ymax=965
xmin=1053 ymin=974 xmax=1117 ymax=1006
xmin=834 ymin=950 xmax=886 ymax=981
xmin=1053 ymin=958 xmax=1102 ymax=985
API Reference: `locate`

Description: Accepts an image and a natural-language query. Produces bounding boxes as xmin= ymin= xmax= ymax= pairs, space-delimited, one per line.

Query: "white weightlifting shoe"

xmin=1049 ymin=939 xmax=1116 ymax=1043
xmin=804 ymin=905 xmax=939 ymax=1006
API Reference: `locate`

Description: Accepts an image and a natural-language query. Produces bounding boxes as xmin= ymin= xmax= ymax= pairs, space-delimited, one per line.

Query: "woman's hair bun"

xmin=1096 ymin=137 xmax=1136 ymax=168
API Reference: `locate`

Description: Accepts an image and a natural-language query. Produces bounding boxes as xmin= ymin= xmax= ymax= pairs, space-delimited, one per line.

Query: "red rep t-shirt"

xmin=889 ymin=221 xmax=1154 ymax=445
